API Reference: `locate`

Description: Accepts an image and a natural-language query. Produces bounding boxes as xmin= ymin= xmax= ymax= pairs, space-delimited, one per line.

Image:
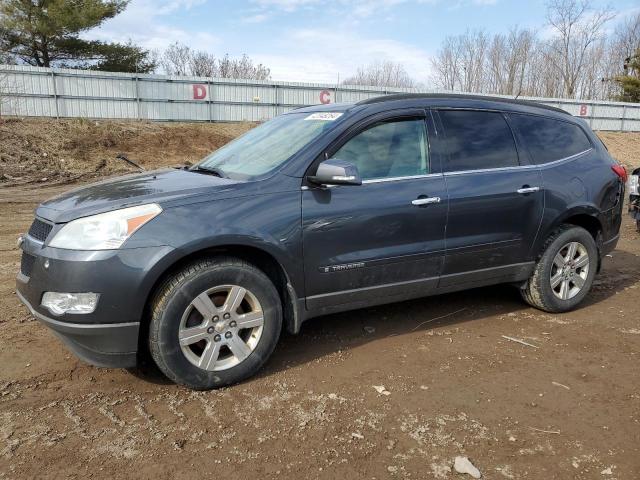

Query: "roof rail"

xmin=356 ymin=93 xmax=569 ymax=115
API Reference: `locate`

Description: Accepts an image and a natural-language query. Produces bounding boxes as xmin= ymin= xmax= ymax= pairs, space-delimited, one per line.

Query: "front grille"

xmin=28 ymin=218 xmax=53 ymax=242
xmin=20 ymin=252 xmax=35 ymax=277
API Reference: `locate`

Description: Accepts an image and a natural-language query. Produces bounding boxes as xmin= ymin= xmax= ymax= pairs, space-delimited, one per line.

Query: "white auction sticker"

xmin=304 ymin=112 xmax=343 ymax=121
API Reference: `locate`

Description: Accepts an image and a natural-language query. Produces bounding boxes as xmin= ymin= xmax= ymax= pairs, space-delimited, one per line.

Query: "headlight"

xmin=48 ymin=204 xmax=162 ymax=250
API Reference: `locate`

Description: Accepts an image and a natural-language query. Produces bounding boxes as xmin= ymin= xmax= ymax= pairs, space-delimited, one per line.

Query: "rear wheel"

xmin=149 ymin=257 xmax=282 ymax=390
xmin=521 ymin=225 xmax=598 ymax=313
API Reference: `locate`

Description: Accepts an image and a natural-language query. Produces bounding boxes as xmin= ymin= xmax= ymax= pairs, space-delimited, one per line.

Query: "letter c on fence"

xmin=579 ymin=104 xmax=588 ymax=116
xmin=193 ymin=84 xmax=207 ymax=100
xmin=320 ymin=90 xmax=331 ymax=104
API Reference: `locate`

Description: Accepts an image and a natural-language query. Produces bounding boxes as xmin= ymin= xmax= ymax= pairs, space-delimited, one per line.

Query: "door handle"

xmin=516 ymin=186 xmax=540 ymax=194
xmin=412 ymin=196 xmax=441 ymax=206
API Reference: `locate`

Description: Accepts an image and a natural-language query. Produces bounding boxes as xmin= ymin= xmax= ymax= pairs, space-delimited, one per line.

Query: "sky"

xmin=86 ymin=0 xmax=640 ymax=84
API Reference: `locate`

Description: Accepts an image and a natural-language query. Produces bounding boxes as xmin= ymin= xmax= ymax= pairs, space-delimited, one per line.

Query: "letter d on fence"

xmin=193 ymin=84 xmax=207 ymax=100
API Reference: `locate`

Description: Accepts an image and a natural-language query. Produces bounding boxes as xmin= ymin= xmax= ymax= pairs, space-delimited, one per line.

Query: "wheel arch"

xmin=535 ymin=206 xmax=604 ymax=267
xmin=138 ymin=242 xmax=303 ymax=358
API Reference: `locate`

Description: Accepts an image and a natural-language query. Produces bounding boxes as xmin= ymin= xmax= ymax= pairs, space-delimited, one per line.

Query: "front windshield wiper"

xmin=189 ymin=165 xmax=228 ymax=178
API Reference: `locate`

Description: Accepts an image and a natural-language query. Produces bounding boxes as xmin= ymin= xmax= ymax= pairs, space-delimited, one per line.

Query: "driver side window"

xmin=331 ymin=118 xmax=429 ymax=180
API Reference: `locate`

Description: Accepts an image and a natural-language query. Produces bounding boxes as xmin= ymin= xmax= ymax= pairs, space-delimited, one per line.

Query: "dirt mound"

xmin=597 ymin=131 xmax=640 ymax=170
xmin=1 ymin=118 xmax=638 ymax=187
xmin=0 ymin=118 xmax=254 ymax=186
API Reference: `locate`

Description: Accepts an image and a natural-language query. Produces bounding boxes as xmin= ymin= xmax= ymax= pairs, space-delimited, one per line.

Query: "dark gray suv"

xmin=16 ymin=94 xmax=625 ymax=390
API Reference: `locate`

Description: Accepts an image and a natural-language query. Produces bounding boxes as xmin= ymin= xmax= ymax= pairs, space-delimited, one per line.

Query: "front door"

xmin=302 ymin=111 xmax=447 ymax=311
xmin=434 ymin=109 xmax=544 ymax=287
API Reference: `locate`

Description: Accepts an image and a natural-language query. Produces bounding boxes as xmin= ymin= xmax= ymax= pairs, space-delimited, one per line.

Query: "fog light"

xmin=41 ymin=292 xmax=99 ymax=316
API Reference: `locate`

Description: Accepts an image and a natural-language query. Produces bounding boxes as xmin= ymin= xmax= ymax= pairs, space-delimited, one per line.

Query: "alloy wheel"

xmin=550 ymin=241 xmax=590 ymax=300
xmin=178 ymin=285 xmax=264 ymax=371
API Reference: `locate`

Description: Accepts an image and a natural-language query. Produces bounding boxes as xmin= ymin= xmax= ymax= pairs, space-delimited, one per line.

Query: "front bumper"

xmin=15 ymin=232 xmax=175 ymax=368
xmin=16 ymin=290 xmax=139 ymax=368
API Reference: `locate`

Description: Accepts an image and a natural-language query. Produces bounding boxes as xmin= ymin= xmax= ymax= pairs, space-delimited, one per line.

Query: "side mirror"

xmin=308 ymin=159 xmax=362 ymax=186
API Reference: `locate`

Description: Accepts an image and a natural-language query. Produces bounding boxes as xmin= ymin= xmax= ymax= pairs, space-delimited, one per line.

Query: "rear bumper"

xmin=16 ymin=289 xmax=139 ymax=368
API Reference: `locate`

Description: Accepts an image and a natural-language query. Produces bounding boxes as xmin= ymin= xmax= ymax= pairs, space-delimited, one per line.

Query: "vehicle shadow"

xmin=126 ymin=249 xmax=640 ymax=386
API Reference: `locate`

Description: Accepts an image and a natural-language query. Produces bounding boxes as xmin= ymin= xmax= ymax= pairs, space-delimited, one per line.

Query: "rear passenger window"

xmin=509 ymin=114 xmax=592 ymax=164
xmin=439 ymin=110 xmax=519 ymax=172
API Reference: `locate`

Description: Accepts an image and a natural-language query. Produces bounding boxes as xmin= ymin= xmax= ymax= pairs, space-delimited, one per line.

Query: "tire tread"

xmin=148 ymin=256 xmax=279 ymax=390
xmin=521 ymin=225 xmax=595 ymax=313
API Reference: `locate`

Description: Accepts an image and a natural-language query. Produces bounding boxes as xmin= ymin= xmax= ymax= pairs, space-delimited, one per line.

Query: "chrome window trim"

xmin=300 ymin=173 xmax=443 ymax=190
xmin=536 ymin=148 xmax=593 ymax=169
xmin=443 ymin=148 xmax=593 ymax=176
xmin=362 ymin=173 xmax=443 ymax=184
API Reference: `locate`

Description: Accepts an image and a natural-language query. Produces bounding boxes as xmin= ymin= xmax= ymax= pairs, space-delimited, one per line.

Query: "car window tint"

xmin=439 ymin=110 xmax=519 ymax=172
xmin=509 ymin=114 xmax=592 ymax=164
xmin=331 ymin=118 xmax=428 ymax=180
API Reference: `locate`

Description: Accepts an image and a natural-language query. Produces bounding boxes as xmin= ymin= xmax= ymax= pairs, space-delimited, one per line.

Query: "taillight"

xmin=612 ymin=164 xmax=627 ymax=183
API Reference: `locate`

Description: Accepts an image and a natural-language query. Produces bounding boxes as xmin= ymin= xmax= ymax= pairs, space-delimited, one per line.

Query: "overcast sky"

xmin=86 ymin=0 xmax=639 ymax=83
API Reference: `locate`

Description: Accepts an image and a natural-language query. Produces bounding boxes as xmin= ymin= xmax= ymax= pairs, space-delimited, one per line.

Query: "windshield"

xmin=196 ymin=112 xmax=344 ymax=179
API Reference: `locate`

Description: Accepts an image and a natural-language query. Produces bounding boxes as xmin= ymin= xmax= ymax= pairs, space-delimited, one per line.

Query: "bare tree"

xmin=431 ymin=36 xmax=463 ymax=90
xmin=217 ymin=54 xmax=270 ymax=81
xmin=432 ymin=28 xmax=534 ymax=95
xmin=160 ymin=42 xmax=192 ymax=76
xmin=545 ymin=0 xmax=615 ymax=97
xmin=429 ymin=6 xmax=629 ymax=101
xmin=159 ymin=43 xmax=270 ymax=80
xmin=492 ymin=28 xmax=537 ymax=96
xmin=610 ymin=13 xmax=640 ymax=61
xmin=343 ymin=60 xmax=418 ymax=88
xmin=460 ymin=30 xmax=489 ymax=92
xmin=189 ymin=50 xmax=217 ymax=77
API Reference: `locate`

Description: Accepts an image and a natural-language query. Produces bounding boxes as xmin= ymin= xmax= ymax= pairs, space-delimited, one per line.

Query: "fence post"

xmin=620 ymin=105 xmax=627 ymax=132
xmin=134 ymin=75 xmax=141 ymax=120
xmin=208 ymin=79 xmax=213 ymax=122
xmin=51 ymin=70 xmax=59 ymax=119
xmin=274 ymin=83 xmax=278 ymax=117
xmin=209 ymin=80 xmax=215 ymax=122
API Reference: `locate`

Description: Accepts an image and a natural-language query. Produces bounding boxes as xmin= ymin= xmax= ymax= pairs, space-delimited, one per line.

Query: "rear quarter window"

xmin=509 ymin=114 xmax=592 ymax=165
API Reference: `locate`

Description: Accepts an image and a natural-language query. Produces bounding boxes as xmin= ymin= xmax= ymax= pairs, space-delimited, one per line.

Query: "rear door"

xmin=434 ymin=109 xmax=544 ymax=287
xmin=302 ymin=110 xmax=448 ymax=311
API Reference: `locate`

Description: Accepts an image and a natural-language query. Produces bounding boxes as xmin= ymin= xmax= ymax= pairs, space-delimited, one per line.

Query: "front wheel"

xmin=149 ymin=257 xmax=282 ymax=390
xmin=521 ymin=225 xmax=598 ymax=313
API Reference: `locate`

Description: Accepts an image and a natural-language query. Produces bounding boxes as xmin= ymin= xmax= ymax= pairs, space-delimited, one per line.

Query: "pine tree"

xmin=0 ymin=0 xmax=155 ymax=73
xmin=615 ymin=49 xmax=640 ymax=103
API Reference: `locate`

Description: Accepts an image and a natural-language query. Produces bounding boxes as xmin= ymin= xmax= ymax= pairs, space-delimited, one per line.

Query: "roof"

xmin=356 ymin=93 xmax=569 ymax=115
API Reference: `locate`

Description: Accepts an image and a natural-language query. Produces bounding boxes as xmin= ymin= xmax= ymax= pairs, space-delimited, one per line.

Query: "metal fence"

xmin=1 ymin=64 xmax=640 ymax=131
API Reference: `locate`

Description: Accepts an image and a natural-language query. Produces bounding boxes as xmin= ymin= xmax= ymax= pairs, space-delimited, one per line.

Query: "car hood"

xmin=36 ymin=169 xmax=242 ymax=223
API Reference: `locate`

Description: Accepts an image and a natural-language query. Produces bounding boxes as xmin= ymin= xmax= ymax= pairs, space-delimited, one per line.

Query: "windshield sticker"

xmin=304 ymin=112 xmax=343 ymax=121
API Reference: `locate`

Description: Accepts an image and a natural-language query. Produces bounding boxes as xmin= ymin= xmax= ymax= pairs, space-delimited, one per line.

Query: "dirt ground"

xmin=0 ymin=122 xmax=639 ymax=479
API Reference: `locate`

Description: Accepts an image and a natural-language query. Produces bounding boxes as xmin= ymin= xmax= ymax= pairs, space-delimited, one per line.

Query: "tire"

xmin=521 ymin=225 xmax=598 ymax=313
xmin=149 ymin=256 xmax=282 ymax=390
